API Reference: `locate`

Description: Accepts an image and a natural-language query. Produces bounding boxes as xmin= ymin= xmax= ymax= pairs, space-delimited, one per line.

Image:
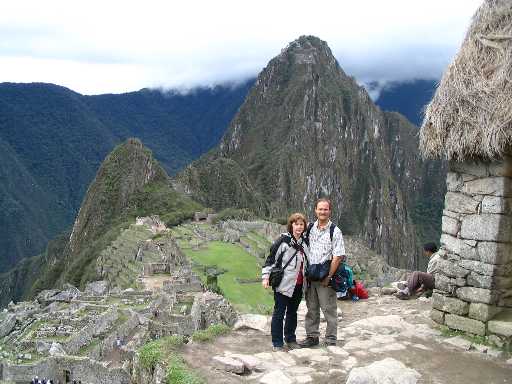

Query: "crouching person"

xmin=262 ymin=213 xmax=308 ymax=351
xmin=397 ymin=243 xmax=441 ymax=299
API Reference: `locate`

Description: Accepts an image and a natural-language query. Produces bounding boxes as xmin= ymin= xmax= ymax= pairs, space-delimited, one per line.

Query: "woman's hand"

xmin=262 ymin=278 xmax=269 ymax=289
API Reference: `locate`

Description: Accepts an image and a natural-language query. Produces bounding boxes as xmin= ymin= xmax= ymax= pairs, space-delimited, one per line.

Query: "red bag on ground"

xmin=351 ymin=280 xmax=369 ymax=299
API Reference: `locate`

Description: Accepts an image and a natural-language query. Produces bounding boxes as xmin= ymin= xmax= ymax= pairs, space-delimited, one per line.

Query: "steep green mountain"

xmin=178 ymin=36 xmax=446 ymax=269
xmin=0 ymin=138 xmax=201 ymax=306
xmin=0 ymin=81 xmax=251 ymax=271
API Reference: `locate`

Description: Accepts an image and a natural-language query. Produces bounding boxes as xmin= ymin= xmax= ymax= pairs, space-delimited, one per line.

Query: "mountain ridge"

xmin=0 ymin=81 xmax=251 ymax=271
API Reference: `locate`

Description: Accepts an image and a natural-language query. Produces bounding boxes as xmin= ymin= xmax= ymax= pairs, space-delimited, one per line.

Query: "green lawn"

xmin=183 ymin=241 xmax=274 ymax=314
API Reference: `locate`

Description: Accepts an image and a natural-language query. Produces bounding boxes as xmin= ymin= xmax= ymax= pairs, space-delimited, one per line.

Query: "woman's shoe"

xmin=286 ymin=341 xmax=300 ymax=350
xmin=272 ymin=345 xmax=288 ymax=352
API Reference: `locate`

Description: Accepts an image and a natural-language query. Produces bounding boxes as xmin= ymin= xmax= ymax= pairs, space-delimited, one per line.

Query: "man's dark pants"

xmin=271 ymin=284 xmax=303 ymax=347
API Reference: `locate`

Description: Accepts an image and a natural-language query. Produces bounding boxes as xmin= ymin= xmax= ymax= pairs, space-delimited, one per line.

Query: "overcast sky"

xmin=0 ymin=0 xmax=482 ymax=96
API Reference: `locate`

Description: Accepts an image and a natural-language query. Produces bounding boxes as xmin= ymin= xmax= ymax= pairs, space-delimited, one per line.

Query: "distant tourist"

xmin=262 ymin=212 xmax=308 ymax=351
xmin=299 ymin=198 xmax=346 ymax=348
xmin=396 ymin=243 xmax=441 ymax=299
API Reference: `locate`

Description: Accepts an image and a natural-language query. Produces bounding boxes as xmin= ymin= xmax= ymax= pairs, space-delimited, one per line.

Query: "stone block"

xmin=461 ymin=214 xmax=512 ymax=242
xmin=487 ymin=310 xmax=512 ymax=337
xmin=467 ymin=273 xmax=493 ymax=289
xmin=437 ymin=259 xmax=469 ymax=278
xmin=488 ymin=157 xmax=512 ymax=177
xmin=477 ymin=242 xmax=512 ymax=265
xmin=432 ymin=293 xmax=469 ymax=315
xmin=430 ymin=309 xmax=445 ymax=324
xmin=468 ymin=303 xmax=502 ymax=322
xmin=463 ymin=177 xmax=512 ymax=197
xmin=481 ymin=196 xmax=512 ymax=214
xmin=450 ymin=161 xmax=488 ymax=177
xmin=488 ymin=334 xmax=505 ymax=348
xmin=444 ymin=192 xmax=480 ymax=214
xmin=440 ymin=235 xmax=478 ymax=259
xmin=445 ymin=314 xmax=486 ymax=336
xmin=212 ymin=356 xmax=245 ymax=374
xmin=455 ymin=277 xmax=467 ymax=286
xmin=457 ymin=287 xmax=496 ymax=304
xmin=435 ymin=274 xmax=456 ymax=294
xmin=443 ymin=209 xmax=460 ymax=220
xmin=459 ymin=260 xmax=496 ymax=277
xmin=446 ymin=172 xmax=464 ymax=192
xmin=442 ymin=216 xmax=460 ymax=236
xmin=464 ymin=239 xmax=478 ymax=247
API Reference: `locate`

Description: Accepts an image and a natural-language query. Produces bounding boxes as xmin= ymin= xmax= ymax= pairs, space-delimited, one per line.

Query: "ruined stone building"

xmin=419 ymin=0 xmax=512 ymax=349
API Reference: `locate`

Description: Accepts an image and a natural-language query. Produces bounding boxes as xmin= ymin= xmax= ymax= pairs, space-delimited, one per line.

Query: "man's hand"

xmin=262 ymin=278 xmax=269 ymax=289
xmin=321 ymin=275 xmax=331 ymax=287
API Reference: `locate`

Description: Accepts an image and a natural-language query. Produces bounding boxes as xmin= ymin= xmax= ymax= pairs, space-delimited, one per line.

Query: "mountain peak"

xmin=276 ymin=35 xmax=338 ymax=68
xmin=67 ymin=138 xmax=167 ymax=256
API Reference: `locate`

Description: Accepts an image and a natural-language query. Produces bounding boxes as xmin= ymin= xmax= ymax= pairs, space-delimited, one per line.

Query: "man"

xmin=299 ymin=198 xmax=346 ymax=347
xmin=396 ymin=243 xmax=440 ymax=299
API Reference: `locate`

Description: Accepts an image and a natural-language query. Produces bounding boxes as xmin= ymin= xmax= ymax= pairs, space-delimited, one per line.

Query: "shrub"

xmin=191 ymin=323 xmax=230 ymax=342
xmin=166 ymin=354 xmax=204 ymax=384
xmin=138 ymin=340 xmax=162 ymax=371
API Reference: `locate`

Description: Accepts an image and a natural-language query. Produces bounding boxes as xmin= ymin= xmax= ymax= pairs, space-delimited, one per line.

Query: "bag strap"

xmin=282 ymin=249 xmax=298 ymax=270
xmin=330 ymin=223 xmax=335 ymax=242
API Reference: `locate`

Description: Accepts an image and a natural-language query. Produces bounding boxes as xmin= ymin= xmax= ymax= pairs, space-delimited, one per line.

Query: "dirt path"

xmin=181 ymin=294 xmax=512 ymax=383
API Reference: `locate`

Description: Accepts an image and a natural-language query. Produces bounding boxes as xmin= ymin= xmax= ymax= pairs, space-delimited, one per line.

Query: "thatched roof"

xmin=420 ymin=0 xmax=512 ymax=161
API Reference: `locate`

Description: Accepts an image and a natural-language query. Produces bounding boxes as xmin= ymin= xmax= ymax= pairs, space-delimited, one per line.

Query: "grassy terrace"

xmin=182 ymin=241 xmax=273 ymax=314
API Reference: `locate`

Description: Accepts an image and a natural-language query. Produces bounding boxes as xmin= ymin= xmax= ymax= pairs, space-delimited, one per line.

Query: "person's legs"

xmin=417 ymin=272 xmax=435 ymax=290
xmin=284 ymin=284 xmax=303 ymax=343
xmin=271 ymin=291 xmax=289 ymax=347
xmin=316 ymin=284 xmax=338 ymax=343
xmin=304 ymin=282 xmax=321 ymax=339
xmin=407 ymin=271 xmax=422 ymax=293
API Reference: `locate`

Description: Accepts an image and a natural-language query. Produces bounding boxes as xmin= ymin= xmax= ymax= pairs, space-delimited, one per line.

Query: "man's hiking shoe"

xmin=286 ymin=341 xmax=300 ymax=350
xmin=298 ymin=337 xmax=319 ymax=348
xmin=272 ymin=345 xmax=288 ymax=352
xmin=324 ymin=340 xmax=337 ymax=347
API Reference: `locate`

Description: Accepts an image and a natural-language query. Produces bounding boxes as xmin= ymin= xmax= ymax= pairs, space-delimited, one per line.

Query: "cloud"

xmin=0 ymin=0 xmax=483 ymax=94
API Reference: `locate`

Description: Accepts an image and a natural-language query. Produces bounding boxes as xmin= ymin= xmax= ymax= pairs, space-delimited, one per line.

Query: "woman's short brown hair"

xmin=287 ymin=213 xmax=307 ymax=234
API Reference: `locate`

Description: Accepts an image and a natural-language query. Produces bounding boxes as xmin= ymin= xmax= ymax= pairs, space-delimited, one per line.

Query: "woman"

xmin=262 ymin=213 xmax=308 ymax=351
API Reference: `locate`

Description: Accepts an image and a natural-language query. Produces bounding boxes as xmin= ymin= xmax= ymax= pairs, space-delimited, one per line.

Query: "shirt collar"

xmin=314 ymin=219 xmax=332 ymax=231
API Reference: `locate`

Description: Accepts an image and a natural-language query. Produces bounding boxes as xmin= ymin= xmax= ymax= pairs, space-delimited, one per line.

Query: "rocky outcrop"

xmin=346 ymin=358 xmax=421 ymax=384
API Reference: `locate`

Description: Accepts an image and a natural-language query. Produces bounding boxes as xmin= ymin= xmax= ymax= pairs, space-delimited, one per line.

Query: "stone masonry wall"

xmin=430 ymin=156 xmax=512 ymax=346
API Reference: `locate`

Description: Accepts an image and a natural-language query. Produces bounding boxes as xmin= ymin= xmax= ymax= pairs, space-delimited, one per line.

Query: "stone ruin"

xmin=431 ymin=157 xmax=512 ymax=350
xmin=0 ymin=217 xmax=237 ymax=384
xmin=194 ymin=211 xmax=208 ymax=222
xmin=135 ymin=215 xmax=167 ymax=234
xmin=0 ymin=274 xmax=235 ymax=384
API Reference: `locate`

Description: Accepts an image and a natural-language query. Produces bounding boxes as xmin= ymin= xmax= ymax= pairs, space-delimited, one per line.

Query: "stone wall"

xmin=143 ymin=263 xmax=170 ymax=276
xmin=1 ymin=356 xmax=130 ymax=383
xmin=431 ymin=156 xmax=512 ymax=348
xmin=64 ymin=308 xmax=118 ymax=354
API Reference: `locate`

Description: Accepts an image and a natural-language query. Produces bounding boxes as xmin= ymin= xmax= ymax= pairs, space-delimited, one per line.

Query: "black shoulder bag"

xmin=269 ymin=249 xmax=298 ymax=289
